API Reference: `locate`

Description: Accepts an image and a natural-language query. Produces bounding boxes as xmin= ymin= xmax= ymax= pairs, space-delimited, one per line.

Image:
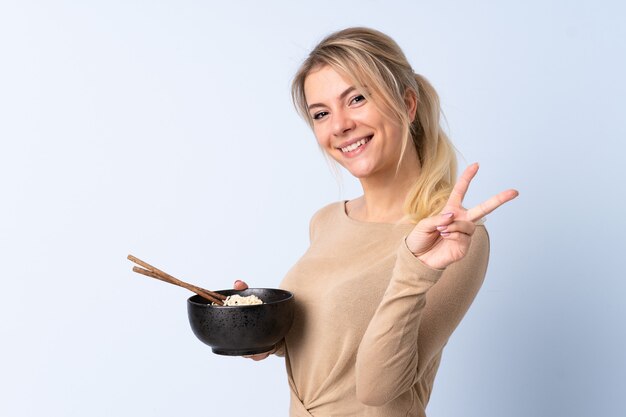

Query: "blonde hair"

xmin=292 ymin=27 xmax=457 ymax=223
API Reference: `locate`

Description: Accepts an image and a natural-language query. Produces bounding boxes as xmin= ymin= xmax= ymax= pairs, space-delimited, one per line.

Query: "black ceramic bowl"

xmin=187 ymin=288 xmax=294 ymax=356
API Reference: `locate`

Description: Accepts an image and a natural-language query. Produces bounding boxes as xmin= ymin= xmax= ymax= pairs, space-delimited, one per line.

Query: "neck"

xmin=349 ymin=151 xmax=421 ymax=224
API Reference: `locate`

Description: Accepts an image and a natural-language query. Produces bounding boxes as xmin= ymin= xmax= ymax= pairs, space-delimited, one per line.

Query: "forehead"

xmin=303 ymin=65 xmax=353 ymax=104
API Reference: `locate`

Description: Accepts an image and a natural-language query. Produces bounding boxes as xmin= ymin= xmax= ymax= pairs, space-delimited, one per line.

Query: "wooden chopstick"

xmin=131 ymin=266 xmax=225 ymax=305
xmin=128 ymin=254 xmax=226 ymax=305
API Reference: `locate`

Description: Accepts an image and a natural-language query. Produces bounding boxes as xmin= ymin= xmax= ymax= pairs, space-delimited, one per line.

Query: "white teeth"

xmin=341 ymin=137 xmax=370 ymax=153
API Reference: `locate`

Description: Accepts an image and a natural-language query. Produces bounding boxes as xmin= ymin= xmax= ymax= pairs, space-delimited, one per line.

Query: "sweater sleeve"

xmin=355 ymin=226 xmax=490 ymax=406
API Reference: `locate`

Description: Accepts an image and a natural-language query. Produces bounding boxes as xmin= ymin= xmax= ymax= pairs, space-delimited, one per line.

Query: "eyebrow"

xmin=307 ymin=86 xmax=356 ymax=111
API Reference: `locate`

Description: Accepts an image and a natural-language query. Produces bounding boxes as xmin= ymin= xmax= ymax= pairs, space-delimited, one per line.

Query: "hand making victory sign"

xmin=405 ymin=163 xmax=519 ymax=270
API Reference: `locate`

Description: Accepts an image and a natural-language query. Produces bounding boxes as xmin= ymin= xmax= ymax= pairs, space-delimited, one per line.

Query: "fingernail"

xmin=436 ymin=225 xmax=447 ymax=231
xmin=440 ymin=231 xmax=451 ymax=237
xmin=234 ymin=280 xmax=243 ymax=285
xmin=442 ymin=212 xmax=454 ymax=218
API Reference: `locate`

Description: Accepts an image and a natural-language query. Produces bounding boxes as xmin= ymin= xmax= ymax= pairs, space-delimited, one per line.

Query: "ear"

xmin=404 ymin=89 xmax=418 ymax=122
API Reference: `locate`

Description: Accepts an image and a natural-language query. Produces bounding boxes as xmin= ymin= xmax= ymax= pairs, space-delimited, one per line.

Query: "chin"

xmin=343 ymin=164 xmax=377 ymax=179
xmin=330 ymin=153 xmax=378 ymax=179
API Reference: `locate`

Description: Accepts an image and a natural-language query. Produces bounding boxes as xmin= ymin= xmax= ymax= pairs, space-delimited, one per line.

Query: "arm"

xmin=355 ymin=162 xmax=515 ymax=406
xmin=355 ymin=226 xmax=489 ymax=406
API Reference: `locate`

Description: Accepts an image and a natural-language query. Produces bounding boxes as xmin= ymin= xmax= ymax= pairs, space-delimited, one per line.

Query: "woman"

xmin=235 ymin=27 xmax=518 ymax=416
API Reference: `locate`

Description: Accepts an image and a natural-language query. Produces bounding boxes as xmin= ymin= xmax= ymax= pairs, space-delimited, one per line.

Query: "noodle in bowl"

xmin=215 ymin=294 xmax=264 ymax=306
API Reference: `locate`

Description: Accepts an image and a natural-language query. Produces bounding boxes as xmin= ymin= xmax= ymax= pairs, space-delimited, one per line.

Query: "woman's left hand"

xmin=405 ymin=163 xmax=518 ymax=270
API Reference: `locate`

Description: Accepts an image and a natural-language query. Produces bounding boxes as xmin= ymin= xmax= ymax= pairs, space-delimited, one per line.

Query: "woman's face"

xmin=303 ymin=65 xmax=412 ymax=180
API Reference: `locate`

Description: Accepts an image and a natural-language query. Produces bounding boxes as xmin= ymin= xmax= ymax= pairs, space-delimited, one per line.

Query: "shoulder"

xmin=308 ymin=201 xmax=344 ymax=241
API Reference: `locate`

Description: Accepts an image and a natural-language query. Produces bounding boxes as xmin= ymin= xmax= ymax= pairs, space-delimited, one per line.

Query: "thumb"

xmin=233 ymin=280 xmax=249 ymax=290
xmin=413 ymin=211 xmax=455 ymax=233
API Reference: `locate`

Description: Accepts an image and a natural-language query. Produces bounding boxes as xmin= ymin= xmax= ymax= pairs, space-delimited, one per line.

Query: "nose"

xmin=332 ymin=108 xmax=356 ymax=137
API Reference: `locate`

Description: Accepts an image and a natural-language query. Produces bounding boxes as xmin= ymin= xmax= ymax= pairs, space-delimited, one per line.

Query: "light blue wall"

xmin=1 ymin=1 xmax=624 ymax=416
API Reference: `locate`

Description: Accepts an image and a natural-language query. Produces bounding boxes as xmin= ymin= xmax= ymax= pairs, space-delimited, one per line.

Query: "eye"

xmin=312 ymin=111 xmax=329 ymax=120
xmin=350 ymin=94 xmax=366 ymax=105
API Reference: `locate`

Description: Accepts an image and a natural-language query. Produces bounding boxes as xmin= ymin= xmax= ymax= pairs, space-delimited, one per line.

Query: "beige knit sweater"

xmin=278 ymin=201 xmax=490 ymax=417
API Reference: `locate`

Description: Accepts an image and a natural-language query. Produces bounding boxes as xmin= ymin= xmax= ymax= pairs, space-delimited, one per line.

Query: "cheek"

xmin=312 ymin=126 xmax=330 ymax=147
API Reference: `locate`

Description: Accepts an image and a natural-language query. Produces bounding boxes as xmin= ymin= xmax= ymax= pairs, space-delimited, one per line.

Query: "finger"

xmin=243 ymin=350 xmax=272 ymax=360
xmin=467 ymin=189 xmax=519 ymax=222
xmin=416 ymin=211 xmax=456 ymax=232
xmin=233 ymin=280 xmax=249 ymax=290
xmin=414 ymin=213 xmax=456 ymax=234
xmin=446 ymin=163 xmax=479 ymax=208
xmin=439 ymin=231 xmax=472 ymax=247
xmin=243 ymin=353 xmax=268 ymax=360
xmin=437 ymin=220 xmax=476 ymax=236
xmin=250 ymin=352 xmax=271 ymax=361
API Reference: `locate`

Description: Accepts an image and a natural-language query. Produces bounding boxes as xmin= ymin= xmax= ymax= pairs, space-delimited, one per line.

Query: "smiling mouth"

xmin=339 ymin=136 xmax=372 ymax=153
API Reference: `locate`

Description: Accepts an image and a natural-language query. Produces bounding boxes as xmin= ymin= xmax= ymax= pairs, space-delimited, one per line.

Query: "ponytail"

xmin=402 ymin=74 xmax=457 ymax=222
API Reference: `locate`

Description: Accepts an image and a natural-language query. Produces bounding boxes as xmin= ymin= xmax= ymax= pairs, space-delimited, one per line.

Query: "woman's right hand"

xmin=233 ymin=280 xmax=275 ymax=361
